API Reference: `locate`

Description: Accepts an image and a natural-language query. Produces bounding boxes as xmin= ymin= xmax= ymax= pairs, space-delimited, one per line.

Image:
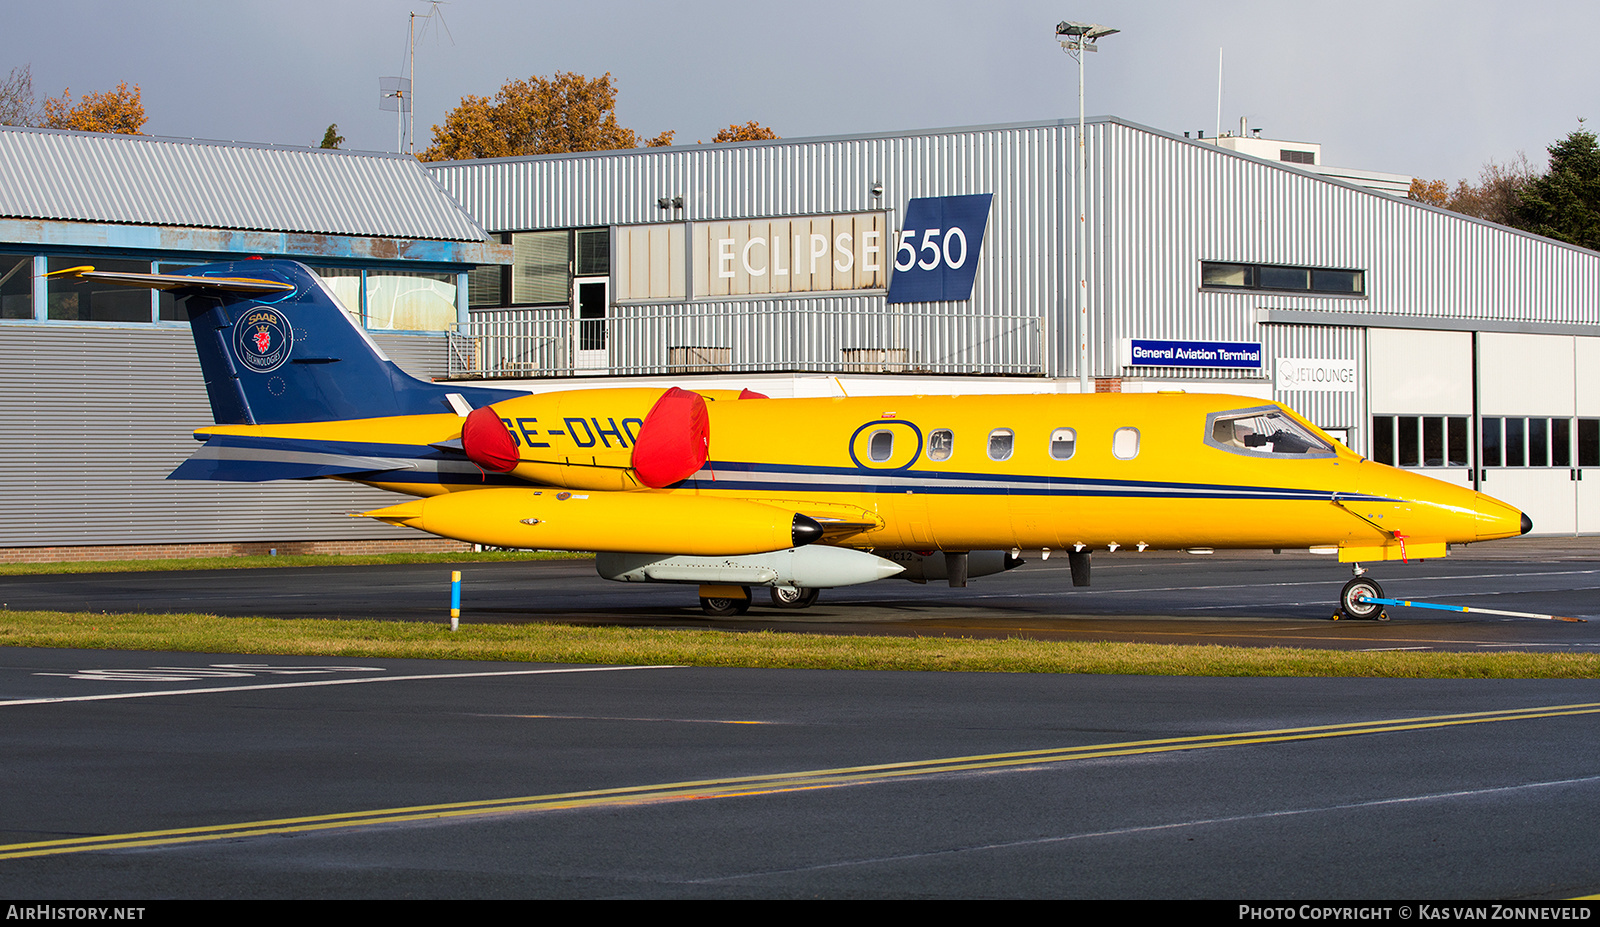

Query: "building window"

xmin=503 ymin=228 xmax=612 ymax=308
xmin=156 ymin=262 xmax=204 ymax=322
xmin=467 ymin=264 xmax=503 ymax=309
xmin=46 ymin=256 xmax=153 ymax=322
xmin=1580 ymin=420 xmax=1599 ymax=468
xmin=1481 ymin=417 xmax=1582 ymax=469
xmin=309 ymin=267 xmax=364 ymax=328
xmin=1201 ymin=261 xmax=1364 ymax=296
xmin=1 ymin=254 xmax=32 ymax=319
xmin=575 ymin=228 xmax=609 ymax=277
xmin=365 ymin=270 xmax=457 ymax=331
xmin=1373 ymin=415 xmax=1469 ymax=468
xmin=511 ymin=230 xmax=570 ymax=305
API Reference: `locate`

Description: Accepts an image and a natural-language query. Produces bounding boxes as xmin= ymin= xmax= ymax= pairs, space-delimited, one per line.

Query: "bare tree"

xmin=1409 ymin=153 xmax=1540 ymax=228
xmin=0 ymin=64 xmax=38 ymax=126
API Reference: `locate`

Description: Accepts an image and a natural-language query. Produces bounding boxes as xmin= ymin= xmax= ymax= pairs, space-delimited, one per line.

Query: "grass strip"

xmin=0 ymin=551 xmax=587 ymax=576
xmin=2 ymin=608 xmax=1596 ymax=678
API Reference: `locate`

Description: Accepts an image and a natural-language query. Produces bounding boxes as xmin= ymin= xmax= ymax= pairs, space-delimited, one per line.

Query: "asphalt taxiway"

xmin=3 ymin=539 xmax=1599 ymax=898
xmin=3 ymin=538 xmax=1598 ymax=651
xmin=3 ymin=647 xmax=1599 ymax=898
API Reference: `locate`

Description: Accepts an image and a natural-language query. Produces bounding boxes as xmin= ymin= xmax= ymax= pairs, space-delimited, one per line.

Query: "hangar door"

xmin=1478 ymin=333 xmax=1600 ymax=535
xmin=1367 ymin=329 xmax=1474 ymax=488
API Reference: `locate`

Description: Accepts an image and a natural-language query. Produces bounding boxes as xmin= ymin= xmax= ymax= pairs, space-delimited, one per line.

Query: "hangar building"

xmin=1 ymin=115 xmax=1596 ymax=559
xmin=427 ymin=116 xmax=1600 ymax=536
xmin=0 ymin=126 xmax=502 ymax=558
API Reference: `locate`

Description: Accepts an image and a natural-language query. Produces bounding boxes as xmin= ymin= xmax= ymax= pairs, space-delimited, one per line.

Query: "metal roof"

xmin=0 ymin=127 xmax=490 ymax=242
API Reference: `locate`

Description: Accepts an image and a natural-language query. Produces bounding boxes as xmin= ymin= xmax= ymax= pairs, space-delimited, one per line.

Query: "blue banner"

xmin=886 ymin=194 xmax=992 ymax=304
xmin=1122 ymin=339 xmax=1264 ymax=369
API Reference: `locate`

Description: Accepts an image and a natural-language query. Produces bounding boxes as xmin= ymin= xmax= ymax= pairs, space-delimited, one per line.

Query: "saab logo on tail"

xmin=233 ymin=310 xmax=293 ymax=373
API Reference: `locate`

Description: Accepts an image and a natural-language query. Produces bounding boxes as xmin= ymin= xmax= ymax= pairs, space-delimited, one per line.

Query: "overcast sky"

xmin=3 ymin=0 xmax=1593 ymax=182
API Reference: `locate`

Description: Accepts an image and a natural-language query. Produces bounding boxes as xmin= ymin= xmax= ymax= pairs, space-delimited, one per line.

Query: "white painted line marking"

xmin=1 ymin=664 xmax=680 ymax=707
xmin=686 ymin=773 xmax=1600 ymax=883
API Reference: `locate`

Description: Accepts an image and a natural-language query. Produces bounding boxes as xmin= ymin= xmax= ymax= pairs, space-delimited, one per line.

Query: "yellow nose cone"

xmin=1471 ymin=491 xmax=1531 ymax=541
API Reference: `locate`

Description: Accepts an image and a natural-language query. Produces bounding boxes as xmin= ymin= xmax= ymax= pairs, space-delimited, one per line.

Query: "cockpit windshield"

xmin=1206 ymin=407 xmax=1335 ymax=457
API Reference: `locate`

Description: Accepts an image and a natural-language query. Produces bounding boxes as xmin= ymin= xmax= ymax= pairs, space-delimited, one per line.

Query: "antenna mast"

xmin=1215 ymin=47 xmax=1223 ymax=141
xmin=408 ymin=11 xmax=417 ymax=154
xmin=381 ymin=4 xmax=451 ymax=155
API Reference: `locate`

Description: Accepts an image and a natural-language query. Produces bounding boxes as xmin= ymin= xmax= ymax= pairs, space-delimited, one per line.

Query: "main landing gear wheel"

xmin=1336 ymin=577 xmax=1388 ymax=621
xmin=769 ymin=586 xmax=821 ymax=609
xmin=700 ymin=588 xmax=753 ymax=617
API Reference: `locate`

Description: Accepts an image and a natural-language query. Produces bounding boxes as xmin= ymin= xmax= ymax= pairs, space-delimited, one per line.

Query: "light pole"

xmin=1056 ymin=20 xmax=1118 ymax=392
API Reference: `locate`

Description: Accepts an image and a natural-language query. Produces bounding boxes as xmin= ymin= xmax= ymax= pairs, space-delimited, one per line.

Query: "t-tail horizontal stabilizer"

xmin=63 ymin=260 xmax=523 ymax=426
xmin=168 ymin=433 xmax=417 ymax=482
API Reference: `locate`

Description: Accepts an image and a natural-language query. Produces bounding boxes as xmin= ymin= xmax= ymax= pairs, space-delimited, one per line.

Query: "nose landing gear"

xmin=1334 ymin=566 xmax=1388 ymax=621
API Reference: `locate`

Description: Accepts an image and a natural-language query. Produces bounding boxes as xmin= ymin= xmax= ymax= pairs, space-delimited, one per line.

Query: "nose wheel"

xmin=1335 ymin=576 xmax=1388 ymax=621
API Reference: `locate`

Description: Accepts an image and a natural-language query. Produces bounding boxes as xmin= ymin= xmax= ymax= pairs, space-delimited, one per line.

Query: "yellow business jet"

xmin=77 ymin=260 xmax=1529 ymax=619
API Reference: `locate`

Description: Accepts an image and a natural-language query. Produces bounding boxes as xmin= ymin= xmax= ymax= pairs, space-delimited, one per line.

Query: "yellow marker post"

xmin=450 ymin=570 xmax=461 ymax=631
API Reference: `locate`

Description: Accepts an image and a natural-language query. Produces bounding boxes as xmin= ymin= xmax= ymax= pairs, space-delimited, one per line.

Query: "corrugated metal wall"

xmin=431 ymin=123 xmax=1073 ymax=378
xmin=1099 ymin=122 xmax=1600 ymax=365
xmin=432 ymin=118 xmax=1600 ymax=390
xmin=0 ymin=327 xmax=449 ymax=547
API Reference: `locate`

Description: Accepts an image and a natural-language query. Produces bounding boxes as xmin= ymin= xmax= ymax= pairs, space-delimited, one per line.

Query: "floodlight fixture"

xmin=1056 ymin=18 xmax=1118 ymax=391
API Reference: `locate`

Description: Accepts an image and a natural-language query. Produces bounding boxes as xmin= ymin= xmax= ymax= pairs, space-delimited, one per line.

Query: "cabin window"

xmin=1206 ymin=407 xmax=1334 ymax=458
xmin=1050 ymin=428 xmax=1077 ymax=460
xmin=987 ymin=428 xmax=1013 ymax=461
xmin=868 ymin=429 xmax=894 ymax=462
xmin=1112 ymin=427 xmax=1140 ymax=460
xmin=928 ymin=429 xmax=954 ymax=461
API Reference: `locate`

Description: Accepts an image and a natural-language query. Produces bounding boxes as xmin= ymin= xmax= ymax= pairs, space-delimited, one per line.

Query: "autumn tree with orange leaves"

xmin=40 ymin=81 xmax=146 ymax=134
xmin=420 ymin=71 xmax=672 ymax=161
xmin=1408 ymin=154 xmax=1538 ymax=228
xmin=710 ymin=121 xmax=779 ymax=143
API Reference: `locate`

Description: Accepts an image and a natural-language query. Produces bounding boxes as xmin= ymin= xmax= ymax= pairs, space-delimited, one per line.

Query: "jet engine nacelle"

xmin=882 ymin=550 xmax=1023 ymax=584
xmin=596 ymin=547 xmax=905 ymax=589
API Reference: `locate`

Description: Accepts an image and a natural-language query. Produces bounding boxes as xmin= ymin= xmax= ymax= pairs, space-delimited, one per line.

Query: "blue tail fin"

xmin=174 ymin=260 xmax=521 ymax=424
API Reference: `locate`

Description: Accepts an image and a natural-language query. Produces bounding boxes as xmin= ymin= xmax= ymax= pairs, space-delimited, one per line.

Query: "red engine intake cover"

xmin=631 ymin=387 xmax=709 ymax=488
xmin=460 ymin=405 xmax=519 ymax=473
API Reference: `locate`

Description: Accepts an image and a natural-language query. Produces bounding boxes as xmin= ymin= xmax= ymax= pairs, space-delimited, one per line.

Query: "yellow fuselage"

xmin=201 ymin=390 xmax=1527 ymax=561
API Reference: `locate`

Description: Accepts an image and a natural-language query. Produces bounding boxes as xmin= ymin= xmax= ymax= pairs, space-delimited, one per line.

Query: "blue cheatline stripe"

xmin=685 ymin=460 xmax=1392 ymax=503
xmin=176 ymin=436 xmax=1393 ymax=503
